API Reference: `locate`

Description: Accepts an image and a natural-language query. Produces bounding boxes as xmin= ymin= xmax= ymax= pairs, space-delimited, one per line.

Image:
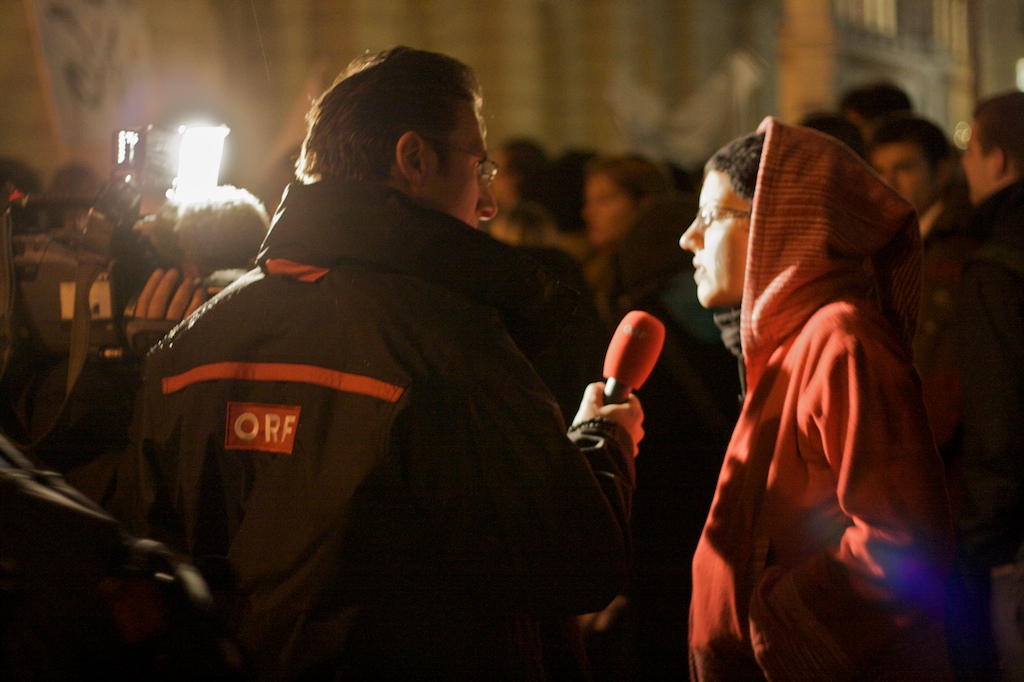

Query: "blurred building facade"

xmin=1 ymin=0 xmax=1022 ymax=187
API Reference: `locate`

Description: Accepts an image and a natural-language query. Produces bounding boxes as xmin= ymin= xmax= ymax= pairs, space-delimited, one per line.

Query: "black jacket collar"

xmin=970 ymin=180 xmax=1024 ymax=247
xmin=257 ymin=179 xmax=579 ymax=358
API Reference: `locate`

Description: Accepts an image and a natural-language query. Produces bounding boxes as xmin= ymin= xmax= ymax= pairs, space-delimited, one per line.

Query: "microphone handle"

xmin=603 ymin=377 xmax=631 ymax=404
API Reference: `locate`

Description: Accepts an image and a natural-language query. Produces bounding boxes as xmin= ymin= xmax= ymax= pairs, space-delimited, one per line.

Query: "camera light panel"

xmin=174 ymin=125 xmax=230 ymax=202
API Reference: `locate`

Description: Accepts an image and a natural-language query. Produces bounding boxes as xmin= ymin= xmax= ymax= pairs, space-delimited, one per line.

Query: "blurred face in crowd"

xmin=583 ymin=172 xmax=638 ymax=252
xmin=679 ymin=170 xmax=751 ymax=309
xmin=871 ymin=141 xmax=943 ymax=215
xmin=961 ymin=120 xmax=1014 ymax=206
xmin=416 ymin=100 xmax=498 ymax=228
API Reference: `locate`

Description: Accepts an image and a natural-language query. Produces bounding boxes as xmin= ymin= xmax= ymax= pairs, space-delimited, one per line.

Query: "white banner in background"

xmin=606 ymin=49 xmax=765 ymax=170
xmin=26 ymin=0 xmax=151 ymax=149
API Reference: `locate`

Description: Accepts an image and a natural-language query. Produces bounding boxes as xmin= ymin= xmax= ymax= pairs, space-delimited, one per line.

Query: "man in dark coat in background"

xmin=117 ymin=47 xmax=644 ymax=680
xmin=957 ymin=90 xmax=1024 ymax=681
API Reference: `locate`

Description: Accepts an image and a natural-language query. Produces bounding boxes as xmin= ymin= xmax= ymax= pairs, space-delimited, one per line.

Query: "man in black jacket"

xmin=957 ymin=90 xmax=1024 ymax=680
xmin=116 ymin=47 xmax=643 ymax=680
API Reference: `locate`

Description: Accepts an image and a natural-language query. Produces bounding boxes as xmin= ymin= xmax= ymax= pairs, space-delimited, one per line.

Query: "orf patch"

xmin=225 ymin=402 xmax=301 ymax=454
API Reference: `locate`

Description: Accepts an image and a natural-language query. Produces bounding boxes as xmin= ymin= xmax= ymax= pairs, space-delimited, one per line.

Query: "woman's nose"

xmin=679 ymin=220 xmax=700 ymax=251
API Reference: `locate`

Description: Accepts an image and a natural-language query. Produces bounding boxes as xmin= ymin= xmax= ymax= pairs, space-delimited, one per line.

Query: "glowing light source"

xmin=954 ymin=121 xmax=971 ymax=150
xmin=173 ymin=125 xmax=230 ymax=202
xmin=117 ymin=129 xmax=140 ymax=165
xmin=1017 ymin=58 xmax=1024 ymax=92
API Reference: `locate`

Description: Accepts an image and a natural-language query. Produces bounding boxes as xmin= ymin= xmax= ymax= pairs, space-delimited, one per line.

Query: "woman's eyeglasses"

xmin=691 ymin=205 xmax=751 ymax=231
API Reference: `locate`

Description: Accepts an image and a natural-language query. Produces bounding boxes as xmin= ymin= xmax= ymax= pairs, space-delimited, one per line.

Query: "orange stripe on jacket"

xmin=264 ymin=258 xmax=330 ymax=282
xmin=162 ymin=362 xmax=405 ymax=403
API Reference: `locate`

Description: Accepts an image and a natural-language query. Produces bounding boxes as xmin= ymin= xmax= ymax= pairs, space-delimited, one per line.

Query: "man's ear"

xmin=990 ymin=146 xmax=1013 ymax=182
xmin=392 ymin=132 xmax=434 ymax=190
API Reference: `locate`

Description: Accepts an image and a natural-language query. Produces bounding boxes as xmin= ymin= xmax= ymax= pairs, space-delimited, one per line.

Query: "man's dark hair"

xmin=585 ymin=155 xmax=672 ymax=205
xmin=840 ymin=81 xmax=913 ymax=122
xmin=972 ymin=91 xmax=1024 ymax=175
xmin=799 ymin=112 xmax=868 ymax=159
xmin=869 ymin=114 xmax=953 ymax=170
xmin=296 ymin=46 xmax=481 ymax=183
xmin=704 ymin=132 xmax=765 ymax=202
xmin=535 ymin=149 xmax=596 ymax=234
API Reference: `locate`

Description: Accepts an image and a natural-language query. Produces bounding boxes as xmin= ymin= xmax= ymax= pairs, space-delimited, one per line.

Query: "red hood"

xmin=741 ymin=117 xmax=921 ymax=390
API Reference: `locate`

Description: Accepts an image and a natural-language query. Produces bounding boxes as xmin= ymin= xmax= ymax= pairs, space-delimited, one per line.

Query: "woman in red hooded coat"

xmin=679 ymin=118 xmax=953 ymax=681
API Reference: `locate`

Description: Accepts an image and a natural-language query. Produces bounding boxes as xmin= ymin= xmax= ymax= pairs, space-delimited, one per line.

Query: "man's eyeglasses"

xmin=473 ymin=156 xmax=499 ymax=186
xmin=691 ymin=205 xmax=751 ymax=231
xmin=423 ymin=137 xmax=499 ymax=186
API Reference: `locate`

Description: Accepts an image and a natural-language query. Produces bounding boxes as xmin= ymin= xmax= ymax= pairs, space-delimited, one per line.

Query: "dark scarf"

xmin=969 ymin=180 xmax=1024 ymax=248
xmin=714 ymin=307 xmax=746 ymax=403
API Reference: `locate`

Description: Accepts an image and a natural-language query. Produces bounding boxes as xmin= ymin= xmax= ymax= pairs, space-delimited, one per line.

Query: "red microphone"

xmin=603 ymin=311 xmax=666 ymax=403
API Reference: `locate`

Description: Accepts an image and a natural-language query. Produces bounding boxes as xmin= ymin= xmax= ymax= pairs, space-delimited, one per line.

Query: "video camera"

xmin=1 ymin=124 xmax=229 ymax=362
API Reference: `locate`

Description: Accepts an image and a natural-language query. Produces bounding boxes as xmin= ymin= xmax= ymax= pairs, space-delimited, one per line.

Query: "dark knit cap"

xmin=704 ymin=132 xmax=765 ymax=201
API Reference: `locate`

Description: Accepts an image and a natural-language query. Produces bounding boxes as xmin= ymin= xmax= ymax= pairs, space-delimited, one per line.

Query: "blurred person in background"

xmin=956 ymin=90 xmax=1024 ymax=681
xmin=869 ymin=114 xmax=975 ymax=464
xmin=489 ymin=137 xmax=549 ymax=214
xmin=840 ymin=80 xmax=913 ymax=144
xmin=869 ymin=113 xmax=980 ymax=678
xmin=581 ymin=155 xmax=673 ymax=331
xmin=485 ymin=136 xmax=586 ymax=261
xmin=534 ymin=149 xmax=598 ymax=263
xmin=582 ymin=192 xmax=742 ymax=681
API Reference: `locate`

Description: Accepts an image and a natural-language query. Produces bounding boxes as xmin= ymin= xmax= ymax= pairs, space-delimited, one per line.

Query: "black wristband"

xmin=567 ymin=418 xmax=616 ymax=435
